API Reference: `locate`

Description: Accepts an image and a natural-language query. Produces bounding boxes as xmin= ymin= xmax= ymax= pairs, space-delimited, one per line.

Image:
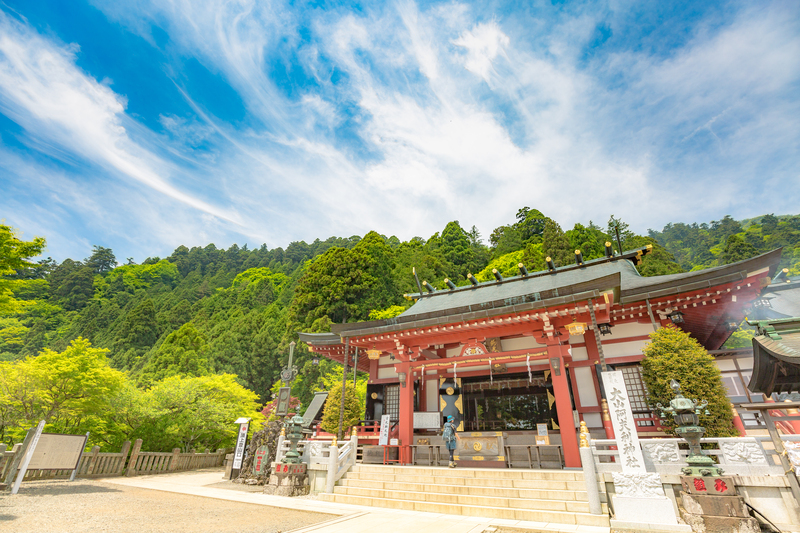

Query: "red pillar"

xmin=548 ymin=343 xmax=581 ymax=468
xmin=731 ymin=406 xmax=747 ymax=437
xmin=398 ymin=362 xmax=414 ymax=464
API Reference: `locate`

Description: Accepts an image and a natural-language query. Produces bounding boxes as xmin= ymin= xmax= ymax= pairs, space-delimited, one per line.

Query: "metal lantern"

xmin=311 ymin=355 xmax=319 ymax=366
xmin=656 ymin=380 xmax=720 ymax=476
xmin=667 ymin=310 xmax=685 ymax=324
xmin=598 ymin=323 xmax=613 ymax=336
xmin=366 ymin=348 xmax=382 ymax=360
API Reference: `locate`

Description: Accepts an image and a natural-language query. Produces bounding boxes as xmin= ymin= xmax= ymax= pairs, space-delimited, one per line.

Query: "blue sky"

xmin=1 ymin=1 xmax=798 ymax=262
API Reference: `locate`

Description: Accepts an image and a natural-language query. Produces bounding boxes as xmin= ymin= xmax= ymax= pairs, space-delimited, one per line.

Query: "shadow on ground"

xmin=12 ymin=481 xmax=122 ymax=496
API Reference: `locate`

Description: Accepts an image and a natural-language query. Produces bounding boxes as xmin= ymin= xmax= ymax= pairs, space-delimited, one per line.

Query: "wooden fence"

xmin=125 ymin=440 xmax=227 ymax=476
xmin=1 ymin=439 xmax=228 ymax=485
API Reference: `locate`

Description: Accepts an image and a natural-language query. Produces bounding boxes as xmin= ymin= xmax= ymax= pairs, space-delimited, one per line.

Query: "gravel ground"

xmin=0 ymin=479 xmax=332 ymax=533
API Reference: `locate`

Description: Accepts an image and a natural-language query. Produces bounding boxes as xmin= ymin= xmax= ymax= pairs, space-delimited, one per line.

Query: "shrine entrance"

xmin=460 ymin=372 xmax=554 ymax=432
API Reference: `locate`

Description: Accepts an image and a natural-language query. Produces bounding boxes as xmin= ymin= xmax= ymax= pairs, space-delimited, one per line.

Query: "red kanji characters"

xmin=714 ymin=478 xmax=728 ymax=492
xmin=693 ymin=478 xmax=707 ymax=491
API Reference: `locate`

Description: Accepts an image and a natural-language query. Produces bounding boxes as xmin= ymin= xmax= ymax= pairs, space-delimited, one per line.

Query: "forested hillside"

xmin=2 ymin=210 xmax=799 ymax=449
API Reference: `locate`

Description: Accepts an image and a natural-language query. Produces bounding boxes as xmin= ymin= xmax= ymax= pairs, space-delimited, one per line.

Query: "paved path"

xmin=105 ymin=470 xmax=610 ymax=533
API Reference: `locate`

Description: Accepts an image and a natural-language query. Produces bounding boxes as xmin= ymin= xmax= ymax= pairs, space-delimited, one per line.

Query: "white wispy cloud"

xmin=1 ymin=1 xmax=798 ymax=262
xmin=0 ymin=11 xmax=242 ymax=226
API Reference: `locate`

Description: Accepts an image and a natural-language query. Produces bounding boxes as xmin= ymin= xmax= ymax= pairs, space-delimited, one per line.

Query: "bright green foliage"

xmin=543 ymin=219 xmax=573 ymax=267
xmin=627 ymin=236 xmax=684 ymax=276
xmin=521 ymin=242 xmax=544 ymax=271
xmin=320 ymin=379 xmax=363 ymax=435
xmin=641 ymin=325 xmax=737 ymax=438
xmin=138 ymin=322 xmax=209 ymax=386
xmin=0 ymin=337 xmax=125 ymax=444
xmin=723 ymin=326 xmax=755 ymax=349
xmin=141 ymin=374 xmax=262 ymax=452
xmin=369 ymin=305 xmax=407 ymax=320
xmin=475 ymin=250 xmax=524 ymax=281
xmin=95 ymin=260 xmax=179 ymax=295
xmin=0 ymin=223 xmax=46 ymax=316
xmin=565 ymin=223 xmax=608 ymax=261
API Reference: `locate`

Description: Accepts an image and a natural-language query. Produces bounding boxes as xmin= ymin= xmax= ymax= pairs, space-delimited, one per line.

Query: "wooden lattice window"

xmin=619 ymin=365 xmax=655 ymax=427
xmin=384 ymin=385 xmax=400 ymax=422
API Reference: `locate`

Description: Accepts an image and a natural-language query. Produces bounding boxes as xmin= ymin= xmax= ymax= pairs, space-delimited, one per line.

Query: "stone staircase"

xmin=319 ymin=464 xmax=610 ymax=527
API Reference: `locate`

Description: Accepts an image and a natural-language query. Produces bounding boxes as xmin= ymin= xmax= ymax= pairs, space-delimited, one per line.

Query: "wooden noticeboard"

xmin=28 ymin=433 xmax=87 ymax=470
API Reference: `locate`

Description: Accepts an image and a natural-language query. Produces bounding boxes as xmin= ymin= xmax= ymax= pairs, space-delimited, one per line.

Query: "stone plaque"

xmin=27 ymin=433 xmax=87 ymax=470
xmin=681 ymin=476 xmax=737 ymax=496
xmin=602 ymin=371 xmax=646 ymax=472
xmin=413 ymin=411 xmax=441 ymax=429
xmin=253 ymin=445 xmax=270 ymax=476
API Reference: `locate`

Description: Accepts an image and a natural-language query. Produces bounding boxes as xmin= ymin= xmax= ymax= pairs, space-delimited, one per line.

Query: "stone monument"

xmin=601 ymin=371 xmax=690 ymax=532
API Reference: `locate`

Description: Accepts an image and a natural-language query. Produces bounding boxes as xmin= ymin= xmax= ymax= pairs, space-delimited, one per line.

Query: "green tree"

xmin=143 ymin=374 xmax=262 ymax=452
xmin=542 ymin=219 xmax=573 ymax=267
xmin=138 ymin=322 xmax=210 ymax=386
xmin=86 ymin=245 xmax=117 ymax=275
xmin=640 ymin=325 xmax=737 ymax=438
xmin=113 ymin=298 xmax=159 ymax=370
xmin=320 ymin=380 xmax=362 ymax=435
xmin=0 ymin=223 xmax=46 ymax=316
xmin=720 ymin=234 xmax=759 ymax=265
xmin=0 ymin=337 xmax=125 ymax=444
xmin=515 ymin=207 xmax=546 ymax=241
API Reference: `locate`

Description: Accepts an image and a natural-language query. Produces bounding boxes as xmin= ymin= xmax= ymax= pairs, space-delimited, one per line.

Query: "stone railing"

xmin=588 ymin=435 xmax=800 ymax=530
xmin=591 ymin=435 xmax=800 ymax=476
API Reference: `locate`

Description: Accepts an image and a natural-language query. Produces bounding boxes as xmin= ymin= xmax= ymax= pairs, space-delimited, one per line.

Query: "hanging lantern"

xmin=598 ymin=323 xmax=612 ymax=336
xmin=566 ymin=322 xmax=587 ymax=336
xmin=312 ymin=355 xmax=320 ymax=366
xmin=366 ymin=347 xmax=382 ymax=360
xmin=667 ymin=310 xmax=685 ymax=324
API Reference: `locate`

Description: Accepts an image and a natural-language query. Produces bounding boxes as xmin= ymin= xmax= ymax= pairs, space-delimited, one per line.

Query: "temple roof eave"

xmin=330 ymin=288 xmax=605 ymax=339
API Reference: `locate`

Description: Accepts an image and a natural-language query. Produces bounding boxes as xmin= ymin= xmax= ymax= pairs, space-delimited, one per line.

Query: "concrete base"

xmin=679 ymin=491 xmax=760 ymax=533
xmin=611 ymin=519 xmax=692 ymax=532
xmin=613 ymin=495 xmax=681 ymax=525
xmin=263 ymin=471 xmax=309 ymax=497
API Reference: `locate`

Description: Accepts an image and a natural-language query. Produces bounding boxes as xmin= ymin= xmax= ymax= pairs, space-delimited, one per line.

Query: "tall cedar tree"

xmin=542 ymin=219 xmax=573 ymax=268
xmin=640 ymin=325 xmax=737 ymax=438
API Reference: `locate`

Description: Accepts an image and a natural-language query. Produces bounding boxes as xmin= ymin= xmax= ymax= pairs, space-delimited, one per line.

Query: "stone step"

xmin=341 ymin=471 xmax=587 ymax=491
xmin=318 ymin=492 xmax=610 ymax=527
xmin=338 ymin=477 xmax=589 ymax=501
xmin=333 ymin=485 xmax=605 ymax=514
xmin=350 ymin=464 xmax=581 ymax=481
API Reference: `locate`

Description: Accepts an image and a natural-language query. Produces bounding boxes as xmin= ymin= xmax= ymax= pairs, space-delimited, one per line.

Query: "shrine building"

xmin=300 ymin=247 xmax=782 ymax=468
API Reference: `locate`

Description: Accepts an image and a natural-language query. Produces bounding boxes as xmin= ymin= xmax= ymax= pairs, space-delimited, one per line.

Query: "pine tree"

xmin=641 ymin=325 xmax=737 ymax=438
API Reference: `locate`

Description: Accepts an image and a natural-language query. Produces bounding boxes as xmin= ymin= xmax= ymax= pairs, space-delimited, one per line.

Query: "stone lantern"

xmin=281 ymin=414 xmax=308 ymax=464
xmin=656 ymin=379 xmax=722 ymax=476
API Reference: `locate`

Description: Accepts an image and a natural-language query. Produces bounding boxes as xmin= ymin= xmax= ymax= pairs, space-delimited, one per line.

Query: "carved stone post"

xmin=579 ymin=422 xmax=602 ymax=515
xmin=326 ymin=440 xmax=338 ymax=494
